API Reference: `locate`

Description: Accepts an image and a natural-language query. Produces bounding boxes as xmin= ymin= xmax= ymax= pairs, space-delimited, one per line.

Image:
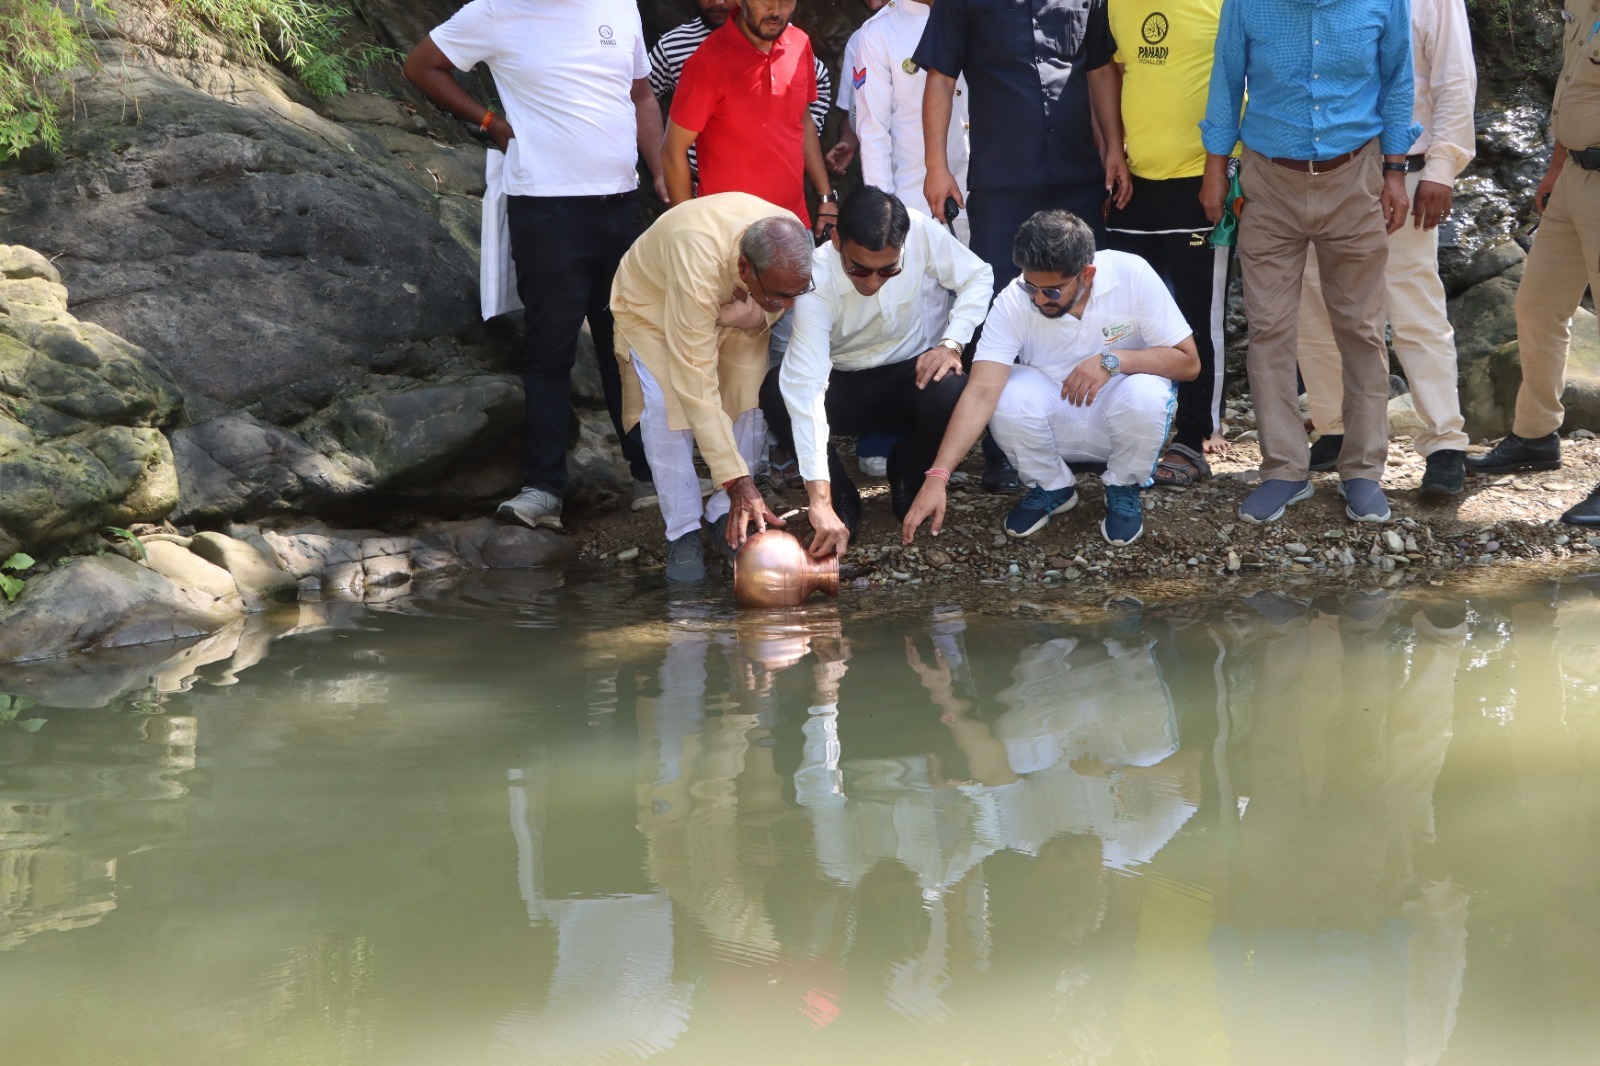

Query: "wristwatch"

xmin=938 ymin=338 xmax=963 ymax=355
xmin=1381 ymin=161 xmax=1410 ymax=173
xmin=1099 ymin=350 xmax=1121 ymax=374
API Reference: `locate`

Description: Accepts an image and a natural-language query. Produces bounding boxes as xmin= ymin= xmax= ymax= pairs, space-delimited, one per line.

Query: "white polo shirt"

xmin=853 ymin=0 xmax=970 ymax=213
xmin=430 ymin=0 xmax=646 ymax=197
xmin=974 ymin=250 xmax=1192 ymax=383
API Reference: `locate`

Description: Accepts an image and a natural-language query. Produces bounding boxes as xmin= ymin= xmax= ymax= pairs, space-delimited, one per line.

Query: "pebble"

xmin=1286 ymin=542 xmax=1308 ymax=554
xmin=1324 ymin=530 xmax=1344 ymax=540
xmin=991 ymin=533 xmax=1008 ymax=548
xmin=615 ymin=547 xmax=640 ymax=562
xmin=1382 ymin=531 xmax=1404 ymax=553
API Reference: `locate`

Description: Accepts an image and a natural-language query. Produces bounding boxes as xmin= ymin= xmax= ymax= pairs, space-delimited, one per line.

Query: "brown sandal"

xmin=1152 ymin=442 xmax=1211 ymax=489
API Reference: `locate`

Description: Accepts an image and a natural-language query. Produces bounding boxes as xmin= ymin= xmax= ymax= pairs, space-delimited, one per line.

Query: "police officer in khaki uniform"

xmin=1466 ymin=0 xmax=1600 ymax=525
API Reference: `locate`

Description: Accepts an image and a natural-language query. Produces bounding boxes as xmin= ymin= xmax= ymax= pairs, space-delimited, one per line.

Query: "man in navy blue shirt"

xmin=1200 ymin=0 xmax=1418 ymax=526
xmin=913 ymin=0 xmax=1130 ymax=294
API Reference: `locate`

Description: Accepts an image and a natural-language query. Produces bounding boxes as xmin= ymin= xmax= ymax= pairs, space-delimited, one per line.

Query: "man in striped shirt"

xmin=648 ymin=0 xmax=832 ymax=158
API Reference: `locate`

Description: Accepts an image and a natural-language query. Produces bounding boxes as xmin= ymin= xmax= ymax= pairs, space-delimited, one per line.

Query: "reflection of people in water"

xmin=1211 ymin=591 xmax=1470 ymax=1066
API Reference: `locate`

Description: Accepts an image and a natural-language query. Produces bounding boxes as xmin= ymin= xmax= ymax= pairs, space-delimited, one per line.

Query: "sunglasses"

xmin=841 ymin=256 xmax=904 ymax=280
xmin=1018 ymin=276 xmax=1081 ymax=303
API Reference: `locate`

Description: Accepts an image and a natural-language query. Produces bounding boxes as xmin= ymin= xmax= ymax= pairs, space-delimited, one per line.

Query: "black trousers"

xmin=760 ymin=358 xmax=967 ymax=520
xmin=968 ymin=182 xmax=1110 ymax=295
xmin=1105 ymin=174 xmax=1232 ymax=452
xmin=506 ymin=193 xmax=651 ymax=494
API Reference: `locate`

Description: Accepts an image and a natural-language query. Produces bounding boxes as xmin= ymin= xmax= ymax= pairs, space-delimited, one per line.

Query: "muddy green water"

xmin=1 ymin=569 xmax=1598 ymax=1065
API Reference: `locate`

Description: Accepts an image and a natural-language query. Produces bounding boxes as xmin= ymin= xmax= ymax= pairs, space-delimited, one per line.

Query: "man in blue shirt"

xmin=1199 ymin=0 xmax=1419 ymax=525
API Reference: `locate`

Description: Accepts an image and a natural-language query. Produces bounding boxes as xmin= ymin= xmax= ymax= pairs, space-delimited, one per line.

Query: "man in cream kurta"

xmin=1296 ymin=0 xmax=1477 ymax=496
xmin=612 ymin=192 xmax=814 ymax=582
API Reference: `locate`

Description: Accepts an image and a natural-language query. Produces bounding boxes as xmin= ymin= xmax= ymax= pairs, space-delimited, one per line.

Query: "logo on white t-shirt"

xmin=599 ymin=24 xmax=616 ymax=46
xmin=1102 ymin=322 xmax=1135 ymax=344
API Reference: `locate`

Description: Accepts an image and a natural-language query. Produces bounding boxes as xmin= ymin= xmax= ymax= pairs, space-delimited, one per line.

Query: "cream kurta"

xmin=612 ymin=192 xmax=802 ymax=486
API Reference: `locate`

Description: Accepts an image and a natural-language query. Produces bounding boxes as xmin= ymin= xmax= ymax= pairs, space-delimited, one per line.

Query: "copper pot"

xmin=732 ymin=530 xmax=840 ymax=608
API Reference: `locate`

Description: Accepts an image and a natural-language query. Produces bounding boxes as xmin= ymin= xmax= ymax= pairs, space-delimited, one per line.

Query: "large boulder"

xmin=0 ymin=555 xmax=245 ymax=663
xmin=0 ymin=247 xmax=183 ymax=556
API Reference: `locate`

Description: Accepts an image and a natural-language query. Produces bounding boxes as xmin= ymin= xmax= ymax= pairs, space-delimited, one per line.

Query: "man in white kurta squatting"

xmin=761 ymin=187 xmax=992 ymax=559
xmin=902 ymin=210 xmax=1200 ymax=547
xmin=853 ymin=0 xmax=972 ymax=243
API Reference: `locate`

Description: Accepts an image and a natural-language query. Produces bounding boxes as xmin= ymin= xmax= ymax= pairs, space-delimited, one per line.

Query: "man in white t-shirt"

xmin=404 ymin=0 xmax=666 ymax=531
xmin=902 ymin=211 xmax=1199 ymax=546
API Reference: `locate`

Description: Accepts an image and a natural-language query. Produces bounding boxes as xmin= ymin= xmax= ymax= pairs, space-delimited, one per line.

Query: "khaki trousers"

xmin=1297 ymin=170 xmax=1469 ymax=456
xmin=1238 ymin=141 xmax=1392 ymax=481
xmin=1511 ymin=164 xmax=1600 ymax=439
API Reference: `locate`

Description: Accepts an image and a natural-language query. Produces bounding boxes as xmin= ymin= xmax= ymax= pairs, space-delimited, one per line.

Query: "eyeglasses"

xmin=1019 ymin=274 xmax=1083 ymax=303
xmin=754 ymin=263 xmax=815 ymax=302
xmin=841 ymin=256 xmax=904 ymax=280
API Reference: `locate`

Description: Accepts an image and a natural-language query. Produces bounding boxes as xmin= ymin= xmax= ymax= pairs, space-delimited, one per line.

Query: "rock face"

xmin=0 ymin=246 xmax=184 ymax=557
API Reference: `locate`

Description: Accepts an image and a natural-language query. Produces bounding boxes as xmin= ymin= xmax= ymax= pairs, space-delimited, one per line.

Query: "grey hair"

xmin=741 ymin=215 xmax=814 ymax=277
xmin=1011 ymin=210 xmax=1096 ymax=276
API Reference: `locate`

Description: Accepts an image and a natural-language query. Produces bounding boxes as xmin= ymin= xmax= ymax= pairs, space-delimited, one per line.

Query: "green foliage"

xmin=104 ymin=525 xmax=147 ymax=560
xmin=0 ymin=552 xmax=35 ymax=603
xmin=0 ymin=694 xmax=46 ymax=732
xmin=0 ymin=0 xmax=112 ymax=157
xmin=1 ymin=0 xmax=394 ymax=160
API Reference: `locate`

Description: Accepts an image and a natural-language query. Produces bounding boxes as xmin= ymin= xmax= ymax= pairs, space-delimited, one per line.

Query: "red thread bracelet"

xmin=479 ymin=109 xmax=495 ymax=132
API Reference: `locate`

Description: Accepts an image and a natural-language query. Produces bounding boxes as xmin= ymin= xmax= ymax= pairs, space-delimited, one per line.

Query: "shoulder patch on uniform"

xmin=853 ymin=66 xmax=867 ymax=88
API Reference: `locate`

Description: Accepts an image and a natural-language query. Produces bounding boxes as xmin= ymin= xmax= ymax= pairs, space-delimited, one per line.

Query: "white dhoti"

xmin=987 ymin=365 xmax=1176 ymax=490
xmin=635 ymin=356 xmax=767 ymax=542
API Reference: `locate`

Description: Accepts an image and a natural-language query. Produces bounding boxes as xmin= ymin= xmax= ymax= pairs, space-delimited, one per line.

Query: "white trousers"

xmin=1297 ymin=171 xmax=1468 ymax=455
xmin=635 ymin=356 xmax=767 ymax=542
xmin=988 ymin=365 xmax=1176 ymax=490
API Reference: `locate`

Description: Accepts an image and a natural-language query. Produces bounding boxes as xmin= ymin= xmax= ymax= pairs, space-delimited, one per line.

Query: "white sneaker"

xmin=496 ymin=486 xmax=563 ymax=529
xmin=631 ymin=478 xmax=659 ymax=512
xmin=858 ymin=455 xmax=889 ymax=478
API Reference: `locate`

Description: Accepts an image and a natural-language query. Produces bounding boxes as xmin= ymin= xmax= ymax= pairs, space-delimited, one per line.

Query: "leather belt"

xmin=1569 ymin=146 xmax=1600 ymax=171
xmin=1267 ymin=148 xmax=1359 ymax=175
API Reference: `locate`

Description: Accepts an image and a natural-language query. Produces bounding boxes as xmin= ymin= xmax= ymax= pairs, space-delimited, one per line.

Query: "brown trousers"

xmin=1238 ymin=140 xmax=1392 ymax=481
xmin=1512 ymin=164 xmax=1600 ymax=439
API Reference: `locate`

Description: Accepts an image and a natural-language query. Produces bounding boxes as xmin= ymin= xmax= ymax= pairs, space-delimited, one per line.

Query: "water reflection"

xmin=0 ymin=571 xmax=1597 ymax=1063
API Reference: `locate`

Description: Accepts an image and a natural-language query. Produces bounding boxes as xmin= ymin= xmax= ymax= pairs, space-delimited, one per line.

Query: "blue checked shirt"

xmin=1200 ymin=0 xmax=1422 ymax=160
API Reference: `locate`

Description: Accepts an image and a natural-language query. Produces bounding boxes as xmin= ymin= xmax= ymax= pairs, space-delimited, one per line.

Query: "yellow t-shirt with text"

xmin=1110 ymin=0 xmax=1224 ymax=180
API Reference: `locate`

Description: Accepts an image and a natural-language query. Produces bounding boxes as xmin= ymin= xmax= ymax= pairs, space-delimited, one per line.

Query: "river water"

xmin=1 ymin=568 xmax=1597 ymax=1065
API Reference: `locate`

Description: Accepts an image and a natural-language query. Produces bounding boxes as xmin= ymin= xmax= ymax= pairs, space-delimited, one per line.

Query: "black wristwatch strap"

xmin=1381 ymin=161 xmax=1410 ymax=173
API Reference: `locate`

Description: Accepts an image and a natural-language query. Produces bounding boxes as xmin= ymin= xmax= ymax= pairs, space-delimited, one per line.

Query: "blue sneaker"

xmin=1338 ymin=478 xmax=1391 ymax=523
xmin=1101 ymin=484 xmax=1143 ymax=545
xmin=1239 ymin=479 xmax=1313 ymax=523
xmin=1004 ymin=484 xmax=1077 ymax=538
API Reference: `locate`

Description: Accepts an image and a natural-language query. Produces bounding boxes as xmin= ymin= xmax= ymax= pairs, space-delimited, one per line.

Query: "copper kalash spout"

xmin=732 ymin=530 xmax=840 ymax=608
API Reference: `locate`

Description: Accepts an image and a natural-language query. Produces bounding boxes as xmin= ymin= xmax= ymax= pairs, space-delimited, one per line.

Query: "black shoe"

xmin=1308 ymin=433 xmax=1343 ymax=472
xmin=834 ymin=484 xmax=862 ymax=542
xmin=886 ymin=449 xmax=916 ymax=520
xmin=1465 ymin=432 xmax=1561 ymax=474
xmin=981 ymin=453 xmax=1020 ymax=493
xmin=1419 ymin=449 xmax=1466 ymax=496
xmin=1560 ymin=484 xmax=1600 ymax=527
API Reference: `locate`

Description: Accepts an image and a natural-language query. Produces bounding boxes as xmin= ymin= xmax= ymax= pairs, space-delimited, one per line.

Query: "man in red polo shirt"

xmin=662 ymin=0 xmax=838 ymax=233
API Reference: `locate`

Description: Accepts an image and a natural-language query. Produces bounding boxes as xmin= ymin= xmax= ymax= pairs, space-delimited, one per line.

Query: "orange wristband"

xmin=479 ymin=109 xmax=495 ymax=133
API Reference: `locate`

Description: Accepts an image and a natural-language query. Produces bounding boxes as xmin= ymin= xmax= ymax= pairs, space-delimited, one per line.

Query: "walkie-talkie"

xmin=943 ymin=196 xmax=961 ymax=232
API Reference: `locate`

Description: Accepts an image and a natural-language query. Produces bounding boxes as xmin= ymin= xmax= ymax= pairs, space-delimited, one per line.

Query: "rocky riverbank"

xmin=570 ymin=429 xmax=1600 ymax=602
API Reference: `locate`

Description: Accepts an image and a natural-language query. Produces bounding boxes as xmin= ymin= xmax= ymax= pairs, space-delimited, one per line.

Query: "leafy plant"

xmin=104 ymin=525 xmax=147 ymax=561
xmin=0 ymin=0 xmax=113 ymax=157
xmin=0 ymin=552 xmax=35 ymax=603
xmin=0 ymin=694 xmax=45 ymax=732
xmin=1 ymin=0 xmax=394 ymax=160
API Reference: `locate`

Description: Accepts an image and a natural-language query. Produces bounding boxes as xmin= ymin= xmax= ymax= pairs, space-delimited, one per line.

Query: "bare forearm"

xmin=802 ymin=119 xmax=831 ymax=197
xmin=634 ymin=87 xmax=665 ymax=182
xmin=1087 ymin=65 xmax=1125 ymax=158
xmin=922 ymin=72 xmax=955 ymax=174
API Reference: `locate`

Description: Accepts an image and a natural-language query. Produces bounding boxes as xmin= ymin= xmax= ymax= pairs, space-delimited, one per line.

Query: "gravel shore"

xmin=569 ymin=425 xmax=1600 ymax=601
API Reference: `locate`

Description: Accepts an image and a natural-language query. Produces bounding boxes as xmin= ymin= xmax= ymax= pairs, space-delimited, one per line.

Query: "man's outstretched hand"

xmin=901 ymin=478 xmax=948 ymax=544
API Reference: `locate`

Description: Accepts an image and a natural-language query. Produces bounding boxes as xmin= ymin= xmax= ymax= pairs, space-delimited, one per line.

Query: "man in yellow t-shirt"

xmin=1104 ymin=0 xmax=1231 ymax=488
